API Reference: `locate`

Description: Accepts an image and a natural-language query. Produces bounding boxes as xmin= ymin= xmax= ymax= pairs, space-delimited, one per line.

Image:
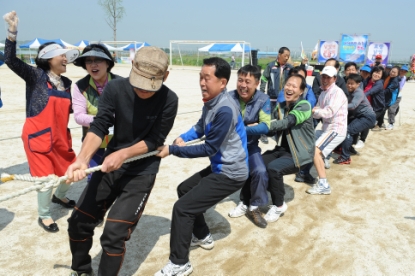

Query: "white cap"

xmin=321 ymin=66 xmax=337 ymax=77
xmin=38 ymin=44 xmax=79 ymax=63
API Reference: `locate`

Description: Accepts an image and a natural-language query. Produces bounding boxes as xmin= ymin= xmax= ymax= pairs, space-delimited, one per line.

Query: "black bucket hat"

xmin=73 ymin=45 xmax=114 ymax=69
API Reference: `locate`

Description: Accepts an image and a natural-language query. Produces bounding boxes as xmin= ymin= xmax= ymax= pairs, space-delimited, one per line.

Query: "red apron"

xmin=21 ymin=82 xmax=76 ymax=177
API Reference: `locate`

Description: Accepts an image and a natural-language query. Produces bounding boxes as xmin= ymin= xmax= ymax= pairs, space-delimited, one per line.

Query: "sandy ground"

xmin=0 ymin=62 xmax=414 ymax=276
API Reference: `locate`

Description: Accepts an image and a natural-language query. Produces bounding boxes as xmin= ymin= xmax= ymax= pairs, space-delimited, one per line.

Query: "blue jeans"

xmin=341 ymin=113 xmax=376 ymax=159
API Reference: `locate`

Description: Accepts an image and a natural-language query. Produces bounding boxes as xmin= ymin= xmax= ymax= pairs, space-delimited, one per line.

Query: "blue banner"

xmin=339 ymin=34 xmax=369 ymax=63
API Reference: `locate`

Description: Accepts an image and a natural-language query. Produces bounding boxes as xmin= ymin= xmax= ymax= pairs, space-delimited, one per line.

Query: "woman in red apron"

xmin=4 ymin=11 xmax=80 ymax=233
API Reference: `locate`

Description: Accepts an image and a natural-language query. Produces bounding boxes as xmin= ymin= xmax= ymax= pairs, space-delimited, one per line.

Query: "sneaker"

xmin=228 ymin=202 xmax=247 ymax=218
xmin=349 ymin=146 xmax=359 ymax=156
xmin=306 ymin=182 xmax=331 ymax=195
xmin=155 ymin=261 xmax=193 ymax=276
xmin=294 ymin=172 xmax=316 ymax=184
xmin=324 ymin=158 xmax=330 ymax=169
xmin=381 ymin=123 xmax=386 ymax=128
xmin=246 ymin=208 xmax=267 ymax=228
xmin=372 ymin=125 xmax=381 ymax=131
xmin=69 ymin=271 xmax=94 ymax=276
xmin=260 ymin=135 xmax=269 ymax=144
xmin=264 ymin=202 xmax=287 ymax=223
xmin=333 ymin=157 xmax=351 ymax=165
xmin=355 ymin=140 xmax=365 ymax=149
xmin=386 ymin=124 xmax=394 ymax=130
xmin=190 ymin=233 xmax=214 ymax=250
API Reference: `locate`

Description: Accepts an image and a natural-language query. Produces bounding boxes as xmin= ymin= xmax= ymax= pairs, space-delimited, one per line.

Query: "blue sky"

xmin=1 ymin=0 xmax=414 ymax=61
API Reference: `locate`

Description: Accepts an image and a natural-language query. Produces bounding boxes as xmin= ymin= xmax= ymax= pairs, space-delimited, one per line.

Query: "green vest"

xmin=76 ymin=73 xmax=117 ymax=148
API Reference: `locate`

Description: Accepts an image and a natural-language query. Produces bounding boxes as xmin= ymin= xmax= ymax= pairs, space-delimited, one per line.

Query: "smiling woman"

xmin=3 ymin=10 xmax=80 ymax=232
xmin=71 ymin=44 xmax=121 ymax=182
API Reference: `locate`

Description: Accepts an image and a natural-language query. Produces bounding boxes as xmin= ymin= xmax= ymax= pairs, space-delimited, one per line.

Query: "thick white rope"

xmin=0 ymin=137 xmax=205 ymax=203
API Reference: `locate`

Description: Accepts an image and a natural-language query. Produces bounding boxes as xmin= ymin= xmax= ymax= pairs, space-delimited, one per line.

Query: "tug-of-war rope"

xmin=0 ymin=137 xmax=206 ymax=203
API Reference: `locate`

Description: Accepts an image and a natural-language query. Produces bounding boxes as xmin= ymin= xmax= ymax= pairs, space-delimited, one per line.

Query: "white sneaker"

xmin=155 ymin=260 xmax=193 ymax=276
xmin=355 ymin=140 xmax=365 ymax=149
xmin=386 ymin=124 xmax=394 ymax=130
xmin=264 ymin=202 xmax=287 ymax=223
xmin=228 ymin=202 xmax=247 ymax=218
xmin=307 ymin=182 xmax=331 ymax=195
xmin=324 ymin=158 xmax=330 ymax=169
xmin=190 ymin=233 xmax=214 ymax=250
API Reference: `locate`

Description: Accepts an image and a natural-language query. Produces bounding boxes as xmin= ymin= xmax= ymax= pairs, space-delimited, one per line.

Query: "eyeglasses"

xmin=85 ymin=58 xmax=105 ymax=65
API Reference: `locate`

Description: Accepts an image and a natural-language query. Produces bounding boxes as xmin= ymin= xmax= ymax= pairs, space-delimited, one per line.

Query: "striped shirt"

xmin=313 ymin=83 xmax=348 ymax=136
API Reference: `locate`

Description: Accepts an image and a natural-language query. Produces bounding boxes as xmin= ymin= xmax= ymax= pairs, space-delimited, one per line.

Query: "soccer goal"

xmin=92 ymin=41 xmax=146 ymax=64
xmin=169 ymin=40 xmax=252 ymax=69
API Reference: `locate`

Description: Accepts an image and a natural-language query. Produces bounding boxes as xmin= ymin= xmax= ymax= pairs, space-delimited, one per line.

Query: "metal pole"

xmin=169 ymin=41 xmax=172 ymax=67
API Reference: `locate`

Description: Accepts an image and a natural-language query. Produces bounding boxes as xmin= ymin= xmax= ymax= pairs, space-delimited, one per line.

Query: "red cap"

xmin=375 ymin=54 xmax=382 ymax=59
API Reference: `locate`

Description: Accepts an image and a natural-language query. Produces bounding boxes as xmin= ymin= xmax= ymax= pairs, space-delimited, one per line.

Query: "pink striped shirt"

xmin=72 ymin=84 xmax=94 ymax=127
xmin=313 ymin=83 xmax=348 ymax=136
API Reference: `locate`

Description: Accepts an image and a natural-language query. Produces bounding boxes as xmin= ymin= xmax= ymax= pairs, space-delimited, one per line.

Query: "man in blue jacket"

xmin=155 ymin=57 xmax=249 ymax=276
xmin=259 ymin=46 xmax=293 ymax=143
xmin=228 ymin=64 xmax=271 ymax=228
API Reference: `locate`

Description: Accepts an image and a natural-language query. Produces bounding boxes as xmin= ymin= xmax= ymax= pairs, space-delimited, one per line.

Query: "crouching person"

xmin=261 ymin=74 xmax=315 ymax=223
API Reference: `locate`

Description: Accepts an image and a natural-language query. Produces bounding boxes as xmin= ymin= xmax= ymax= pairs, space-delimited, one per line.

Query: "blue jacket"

xmin=229 ymin=89 xmax=270 ymax=150
xmin=170 ymin=91 xmax=249 ymax=181
xmin=364 ymin=79 xmax=385 ymax=112
xmin=277 ymin=83 xmax=316 ymax=108
xmin=384 ymin=76 xmax=399 ymax=107
xmin=260 ymin=61 xmax=293 ymax=99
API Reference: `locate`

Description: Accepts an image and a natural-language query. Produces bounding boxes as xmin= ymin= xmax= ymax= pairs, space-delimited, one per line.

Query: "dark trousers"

xmin=341 ymin=113 xmax=376 ymax=159
xmin=169 ymin=166 xmax=245 ymax=264
xmin=376 ymin=108 xmax=387 ymax=127
xmin=68 ymin=171 xmax=156 ymax=276
xmin=262 ymin=147 xmax=302 ymax=207
xmin=239 ymin=147 xmax=269 ymax=206
xmin=360 ymin=109 xmax=384 ymax=142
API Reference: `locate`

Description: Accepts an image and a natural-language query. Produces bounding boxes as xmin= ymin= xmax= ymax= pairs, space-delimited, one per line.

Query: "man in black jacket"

xmin=312 ymin=58 xmax=349 ymax=100
xmin=65 ymin=46 xmax=178 ymax=276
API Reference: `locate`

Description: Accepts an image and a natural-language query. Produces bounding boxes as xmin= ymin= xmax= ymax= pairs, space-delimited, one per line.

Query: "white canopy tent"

xmin=170 ymin=40 xmax=252 ymax=68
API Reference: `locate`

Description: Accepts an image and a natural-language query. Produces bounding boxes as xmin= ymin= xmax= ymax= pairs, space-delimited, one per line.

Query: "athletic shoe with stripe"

xmin=307 ymin=182 xmax=331 ymax=195
xmin=155 ymin=261 xmax=193 ymax=276
xmin=228 ymin=201 xmax=247 ymax=218
xmin=264 ymin=202 xmax=287 ymax=223
xmin=190 ymin=233 xmax=214 ymax=250
xmin=333 ymin=157 xmax=351 ymax=165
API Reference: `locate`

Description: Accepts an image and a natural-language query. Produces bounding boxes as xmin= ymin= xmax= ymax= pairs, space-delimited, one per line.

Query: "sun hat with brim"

xmin=401 ymin=65 xmax=409 ymax=71
xmin=360 ymin=65 xmax=371 ymax=73
xmin=321 ymin=66 xmax=337 ymax=77
xmin=129 ymin=46 xmax=169 ymax=92
xmin=38 ymin=44 xmax=79 ymax=63
xmin=73 ymin=48 xmax=114 ymax=67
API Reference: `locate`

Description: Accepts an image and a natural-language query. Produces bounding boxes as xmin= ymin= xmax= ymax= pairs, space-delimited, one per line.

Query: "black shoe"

xmin=260 ymin=135 xmax=269 ymax=144
xmin=246 ymin=208 xmax=267 ymax=228
xmin=349 ymin=146 xmax=359 ymax=156
xmin=52 ymin=195 xmax=76 ymax=208
xmin=38 ymin=217 xmax=59 ymax=233
xmin=294 ymin=172 xmax=316 ymax=184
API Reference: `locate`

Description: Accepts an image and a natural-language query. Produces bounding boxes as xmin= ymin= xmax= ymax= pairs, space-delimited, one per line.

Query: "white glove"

xmin=3 ymin=11 xmax=19 ymax=33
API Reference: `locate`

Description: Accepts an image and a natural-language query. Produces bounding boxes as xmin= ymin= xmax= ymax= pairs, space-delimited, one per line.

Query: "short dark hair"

xmin=345 ymin=62 xmax=357 ymax=71
xmin=391 ymin=65 xmax=401 ymax=72
xmin=347 ymin=73 xmax=362 ymax=83
xmin=237 ymin=64 xmax=261 ymax=81
xmin=78 ymin=44 xmax=114 ymax=72
xmin=35 ymin=42 xmax=56 ymax=71
xmin=370 ymin=66 xmax=384 ymax=79
xmin=286 ymin=74 xmax=306 ymax=92
xmin=278 ymin=47 xmax=290 ymax=54
xmin=289 ymin=66 xmax=307 ymax=77
xmin=325 ymin=58 xmax=340 ymax=69
xmin=203 ymin=57 xmax=231 ymax=83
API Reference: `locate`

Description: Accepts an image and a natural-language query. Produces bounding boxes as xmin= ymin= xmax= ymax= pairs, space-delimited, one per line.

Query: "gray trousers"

xmin=388 ymin=97 xmax=402 ymax=124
